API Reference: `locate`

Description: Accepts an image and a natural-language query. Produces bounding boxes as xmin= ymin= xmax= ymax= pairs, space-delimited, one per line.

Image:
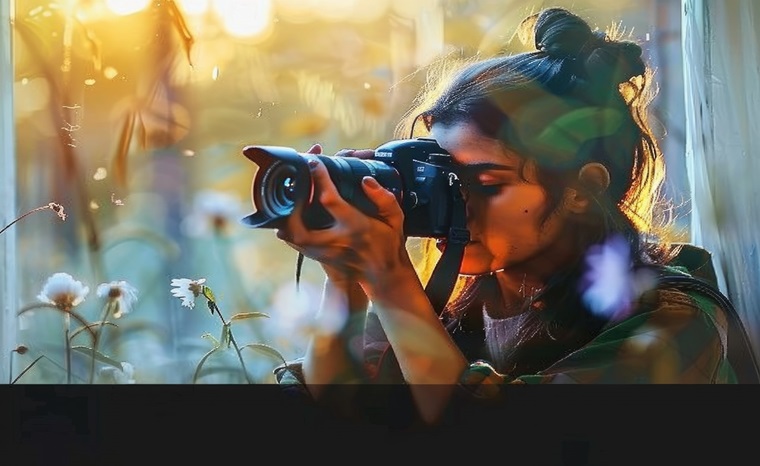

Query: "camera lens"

xmin=261 ymin=161 xmax=299 ymax=217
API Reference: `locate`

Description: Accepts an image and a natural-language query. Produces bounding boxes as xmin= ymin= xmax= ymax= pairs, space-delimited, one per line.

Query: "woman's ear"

xmin=578 ymin=162 xmax=611 ymax=193
xmin=564 ymin=163 xmax=611 ymax=214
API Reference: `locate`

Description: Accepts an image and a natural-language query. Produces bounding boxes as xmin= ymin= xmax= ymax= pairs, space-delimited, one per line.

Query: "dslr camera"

xmin=240 ymin=138 xmax=463 ymax=238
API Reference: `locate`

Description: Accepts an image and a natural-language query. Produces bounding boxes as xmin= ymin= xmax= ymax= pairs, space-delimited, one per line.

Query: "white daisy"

xmin=579 ymin=234 xmax=657 ymax=319
xmin=180 ymin=190 xmax=245 ymax=237
xmin=99 ymin=362 xmax=136 ymax=384
xmin=170 ymin=278 xmax=207 ymax=309
xmin=37 ymin=272 xmax=89 ymax=311
xmin=96 ymin=280 xmax=139 ymax=318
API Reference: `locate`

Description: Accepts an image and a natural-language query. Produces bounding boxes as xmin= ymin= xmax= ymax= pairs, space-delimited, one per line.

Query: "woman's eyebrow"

xmin=455 ymin=162 xmax=516 ymax=173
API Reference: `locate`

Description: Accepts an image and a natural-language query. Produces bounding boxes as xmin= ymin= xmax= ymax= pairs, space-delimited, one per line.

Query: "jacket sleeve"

xmin=458 ymin=287 xmax=733 ymax=386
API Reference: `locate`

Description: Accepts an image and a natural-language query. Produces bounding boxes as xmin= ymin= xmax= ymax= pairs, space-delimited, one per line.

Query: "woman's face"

xmin=430 ymin=121 xmax=576 ymax=276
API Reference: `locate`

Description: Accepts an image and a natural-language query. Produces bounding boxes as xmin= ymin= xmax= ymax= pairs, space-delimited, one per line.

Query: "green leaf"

xmin=69 ymin=321 xmax=118 ymax=341
xmin=71 ymin=346 xmax=123 ymax=370
xmin=194 ymin=366 xmax=247 ymax=383
xmin=202 ymin=286 xmax=216 ymax=303
xmin=220 ymin=324 xmax=231 ymax=349
xmin=192 ymin=347 xmax=220 ymax=384
xmin=201 ymin=332 xmax=220 ymax=348
xmin=240 ymin=343 xmax=287 ymax=365
xmin=229 ymin=312 xmax=270 ymax=322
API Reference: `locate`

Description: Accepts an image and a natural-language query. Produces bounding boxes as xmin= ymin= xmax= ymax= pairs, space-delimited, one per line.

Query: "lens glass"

xmin=261 ymin=161 xmax=299 ymax=217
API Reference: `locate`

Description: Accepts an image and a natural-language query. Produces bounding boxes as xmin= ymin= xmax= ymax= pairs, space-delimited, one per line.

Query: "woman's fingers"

xmin=307 ymin=157 xmax=346 ymax=212
xmin=306 ymin=143 xmax=323 ymax=155
xmin=334 ymin=148 xmax=375 ymax=159
xmin=361 ymin=176 xmax=404 ymax=231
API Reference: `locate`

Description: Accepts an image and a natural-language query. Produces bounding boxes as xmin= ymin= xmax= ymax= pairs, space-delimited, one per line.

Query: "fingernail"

xmin=308 ymin=158 xmax=319 ymax=169
xmin=362 ymin=176 xmax=379 ymax=188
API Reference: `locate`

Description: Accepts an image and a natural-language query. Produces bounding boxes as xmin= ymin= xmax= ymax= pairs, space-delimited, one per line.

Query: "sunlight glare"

xmin=105 ymin=0 xmax=151 ymax=16
xmin=213 ymin=0 xmax=273 ymax=38
xmin=103 ymin=67 xmax=119 ymax=80
xmin=177 ymin=0 xmax=211 ymax=16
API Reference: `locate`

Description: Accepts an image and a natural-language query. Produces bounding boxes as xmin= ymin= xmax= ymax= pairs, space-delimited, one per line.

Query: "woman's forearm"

xmin=302 ymin=277 xmax=369 ymax=395
xmin=364 ymin=265 xmax=469 ymax=424
xmin=367 ymin=266 xmax=468 ymax=384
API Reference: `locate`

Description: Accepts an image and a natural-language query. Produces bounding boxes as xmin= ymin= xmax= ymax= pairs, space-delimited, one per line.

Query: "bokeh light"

xmin=177 ymin=0 xmax=211 ymax=16
xmin=212 ymin=0 xmax=273 ymax=38
xmin=105 ymin=0 xmax=151 ymax=16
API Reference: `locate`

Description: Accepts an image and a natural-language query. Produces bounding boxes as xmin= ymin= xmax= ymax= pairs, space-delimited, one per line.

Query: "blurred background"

xmin=6 ymin=0 xmax=690 ymax=383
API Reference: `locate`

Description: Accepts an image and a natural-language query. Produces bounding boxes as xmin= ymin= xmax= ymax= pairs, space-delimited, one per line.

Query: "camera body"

xmin=241 ymin=137 xmax=460 ymax=238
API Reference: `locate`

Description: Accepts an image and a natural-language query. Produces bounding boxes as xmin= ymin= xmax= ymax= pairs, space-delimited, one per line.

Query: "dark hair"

xmin=400 ymin=8 xmax=677 ymax=376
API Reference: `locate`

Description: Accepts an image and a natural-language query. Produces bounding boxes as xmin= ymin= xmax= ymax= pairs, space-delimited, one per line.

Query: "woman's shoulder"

xmin=605 ymin=264 xmax=730 ymax=346
xmin=520 ymin=269 xmax=735 ymax=383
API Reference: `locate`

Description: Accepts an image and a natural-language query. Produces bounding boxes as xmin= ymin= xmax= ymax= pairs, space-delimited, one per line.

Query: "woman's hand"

xmin=274 ymin=144 xmax=413 ymax=296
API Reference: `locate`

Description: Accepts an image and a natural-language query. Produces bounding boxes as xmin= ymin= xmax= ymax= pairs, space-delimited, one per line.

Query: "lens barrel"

xmin=246 ymin=146 xmax=402 ymax=230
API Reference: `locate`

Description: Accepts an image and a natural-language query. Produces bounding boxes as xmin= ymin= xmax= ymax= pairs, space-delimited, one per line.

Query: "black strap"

xmin=658 ymin=273 xmax=760 ymax=384
xmin=424 ymin=177 xmax=469 ymax=315
xmin=295 ymin=251 xmax=305 ymax=291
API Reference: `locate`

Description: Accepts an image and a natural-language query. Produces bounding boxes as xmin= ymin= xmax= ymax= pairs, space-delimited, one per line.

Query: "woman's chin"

xmin=436 ymin=240 xmax=493 ymax=274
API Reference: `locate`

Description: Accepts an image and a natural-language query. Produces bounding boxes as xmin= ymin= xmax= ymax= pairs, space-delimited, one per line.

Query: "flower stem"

xmin=210 ymin=301 xmax=252 ymax=384
xmin=64 ymin=313 xmax=71 ymax=384
xmin=0 ymin=204 xmax=63 ymax=236
xmin=89 ymin=302 xmax=113 ymax=383
xmin=11 ymin=353 xmax=88 ymax=384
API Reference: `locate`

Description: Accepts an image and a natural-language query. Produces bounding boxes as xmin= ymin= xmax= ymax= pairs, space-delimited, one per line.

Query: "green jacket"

xmin=273 ymin=245 xmax=756 ymax=418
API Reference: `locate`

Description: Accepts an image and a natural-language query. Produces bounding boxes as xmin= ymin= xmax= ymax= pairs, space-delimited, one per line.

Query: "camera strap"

xmin=425 ymin=177 xmax=469 ymax=316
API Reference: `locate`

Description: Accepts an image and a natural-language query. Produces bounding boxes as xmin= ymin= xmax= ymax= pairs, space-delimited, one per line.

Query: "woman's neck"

xmin=491 ymin=232 xmax=584 ymax=317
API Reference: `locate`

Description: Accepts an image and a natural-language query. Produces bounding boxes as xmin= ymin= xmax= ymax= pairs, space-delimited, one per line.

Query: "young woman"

xmin=260 ymin=7 xmax=748 ymax=424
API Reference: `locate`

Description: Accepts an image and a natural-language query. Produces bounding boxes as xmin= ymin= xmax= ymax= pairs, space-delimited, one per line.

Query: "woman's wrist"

xmin=361 ymin=258 xmax=423 ymax=304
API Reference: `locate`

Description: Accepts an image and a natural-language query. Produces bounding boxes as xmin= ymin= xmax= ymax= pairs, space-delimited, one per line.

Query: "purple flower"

xmin=580 ymin=235 xmax=657 ymax=319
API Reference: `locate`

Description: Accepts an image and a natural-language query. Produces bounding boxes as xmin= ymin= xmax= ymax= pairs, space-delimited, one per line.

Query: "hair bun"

xmin=527 ymin=7 xmax=646 ymax=100
xmin=533 ymin=8 xmax=599 ymax=58
xmin=584 ymin=42 xmax=645 ymax=85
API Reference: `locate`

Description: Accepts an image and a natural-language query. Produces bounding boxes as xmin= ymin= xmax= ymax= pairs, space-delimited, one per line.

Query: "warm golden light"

xmin=14 ymin=78 xmax=50 ymax=116
xmin=103 ymin=67 xmax=119 ymax=80
xmin=105 ymin=0 xmax=152 ymax=16
xmin=213 ymin=0 xmax=273 ymax=38
xmin=93 ymin=167 xmax=108 ymax=180
xmin=177 ymin=0 xmax=211 ymax=16
xmin=275 ymin=0 xmax=388 ymax=23
xmin=313 ymin=0 xmax=359 ymax=22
